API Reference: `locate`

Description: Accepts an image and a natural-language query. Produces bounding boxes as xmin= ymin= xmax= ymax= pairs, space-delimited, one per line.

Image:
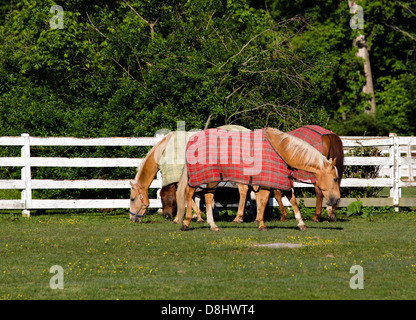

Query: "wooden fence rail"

xmin=0 ymin=133 xmax=414 ymax=217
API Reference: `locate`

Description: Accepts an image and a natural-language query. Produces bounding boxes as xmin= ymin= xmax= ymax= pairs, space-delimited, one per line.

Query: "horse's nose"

xmin=162 ymin=211 xmax=173 ymax=219
xmin=326 ymin=196 xmax=340 ymax=207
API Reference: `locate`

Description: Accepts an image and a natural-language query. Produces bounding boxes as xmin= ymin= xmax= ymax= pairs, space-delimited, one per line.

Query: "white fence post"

xmin=21 ymin=133 xmax=32 ymax=217
xmin=389 ymin=133 xmax=400 ymax=211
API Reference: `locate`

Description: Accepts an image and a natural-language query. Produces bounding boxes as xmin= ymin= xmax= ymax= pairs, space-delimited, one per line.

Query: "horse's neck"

xmin=135 ymin=158 xmax=158 ymax=190
xmin=135 ymin=133 xmax=172 ymax=189
xmin=266 ymin=128 xmax=322 ymax=175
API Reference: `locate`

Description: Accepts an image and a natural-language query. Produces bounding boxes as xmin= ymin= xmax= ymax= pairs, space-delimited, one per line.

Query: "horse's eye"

xmin=334 ymin=178 xmax=338 ymax=182
xmin=130 ymin=197 xmax=135 ymax=202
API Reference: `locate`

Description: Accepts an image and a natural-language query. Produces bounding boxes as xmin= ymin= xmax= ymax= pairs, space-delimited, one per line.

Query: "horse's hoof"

xmin=298 ymin=225 xmax=307 ymax=231
xmin=210 ymin=226 xmax=220 ymax=232
xmin=280 ymin=217 xmax=286 ymax=222
xmin=181 ymin=223 xmax=189 ymax=231
xmin=258 ymin=227 xmax=268 ymax=231
xmin=232 ymin=219 xmax=243 ymax=224
xmin=311 ymin=217 xmax=319 ymax=223
xmin=197 ymin=219 xmax=205 ymax=224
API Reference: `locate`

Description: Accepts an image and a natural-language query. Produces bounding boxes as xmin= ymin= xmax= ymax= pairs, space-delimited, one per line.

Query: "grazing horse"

xmin=176 ymin=127 xmax=340 ymax=231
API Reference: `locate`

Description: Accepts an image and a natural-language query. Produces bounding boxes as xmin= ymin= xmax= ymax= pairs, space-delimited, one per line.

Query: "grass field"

xmin=1 ymin=209 xmax=416 ymax=300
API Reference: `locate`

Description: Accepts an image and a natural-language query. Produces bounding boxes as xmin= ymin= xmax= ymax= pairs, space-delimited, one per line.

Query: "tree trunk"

xmin=349 ymin=1 xmax=376 ymax=114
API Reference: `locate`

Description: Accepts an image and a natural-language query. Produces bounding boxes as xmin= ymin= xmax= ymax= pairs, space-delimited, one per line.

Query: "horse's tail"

xmin=328 ymin=134 xmax=344 ymax=186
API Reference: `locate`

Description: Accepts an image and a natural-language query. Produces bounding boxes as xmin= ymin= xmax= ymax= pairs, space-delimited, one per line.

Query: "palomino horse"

xmin=176 ymin=127 xmax=340 ymax=231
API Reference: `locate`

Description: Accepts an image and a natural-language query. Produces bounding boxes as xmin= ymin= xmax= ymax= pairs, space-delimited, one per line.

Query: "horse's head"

xmin=160 ymin=183 xmax=177 ymax=219
xmin=129 ymin=179 xmax=149 ymax=223
xmin=315 ymin=158 xmax=340 ymax=209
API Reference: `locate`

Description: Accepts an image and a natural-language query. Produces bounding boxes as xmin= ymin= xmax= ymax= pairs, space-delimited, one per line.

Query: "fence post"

xmin=389 ymin=133 xmax=400 ymax=211
xmin=21 ymin=133 xmax=32 ymax=217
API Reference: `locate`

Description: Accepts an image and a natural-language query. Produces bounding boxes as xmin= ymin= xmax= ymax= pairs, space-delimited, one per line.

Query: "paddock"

xmin=1 ymin=132 xmax=416 ymax=300
xmin=1 ymin=211 xmax=416 ymax=300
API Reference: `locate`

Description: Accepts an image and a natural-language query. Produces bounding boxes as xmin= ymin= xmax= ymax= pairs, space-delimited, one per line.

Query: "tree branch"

xmin=218 ymin=28 xmax=271 ymax=70
xmin=85 ymin=10 xmax=108 ymax=39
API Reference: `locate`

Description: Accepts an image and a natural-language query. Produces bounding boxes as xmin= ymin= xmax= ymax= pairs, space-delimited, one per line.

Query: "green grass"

xmin=1 ymin=210 xmax=416 ymax=300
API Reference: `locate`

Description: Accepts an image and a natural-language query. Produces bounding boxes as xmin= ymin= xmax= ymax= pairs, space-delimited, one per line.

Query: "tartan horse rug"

xmin=185 ymin=128 xmax=293 ymax=191
xmin=287 ymin=125 xmax=334 ymax=184
xmin=185 ymin=125 xmax=334 ymax=191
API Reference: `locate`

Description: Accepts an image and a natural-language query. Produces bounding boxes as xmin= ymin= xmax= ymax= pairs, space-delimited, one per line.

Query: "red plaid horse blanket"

xmin=186 ymin=128 xmax=293 ymax=191
xmin=287 ymin=125 xmax=333 ymax=184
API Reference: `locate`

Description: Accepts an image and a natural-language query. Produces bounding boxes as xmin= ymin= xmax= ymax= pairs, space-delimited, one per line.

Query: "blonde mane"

xmin=134 ymin=132 xmax=173 ymax=182
xmin=270 ymin=128 xmax=329 ymax=170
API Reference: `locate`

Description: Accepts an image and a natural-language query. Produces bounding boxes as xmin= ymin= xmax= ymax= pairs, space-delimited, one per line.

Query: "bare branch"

xmin=85 ymin=10 xmax=108 ymax=39
xmin=383 ymin=22 xmax=416 ymax=42
xmin=122 ymin=0 xmax=149 ymax=25
xmin=218 ymin=28 xmax=271 ymax=70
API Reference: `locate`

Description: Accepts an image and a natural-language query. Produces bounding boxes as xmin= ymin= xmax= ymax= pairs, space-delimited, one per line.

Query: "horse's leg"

xmin=191 ymin=199 xmax=204 ymax=223
xmin=282 ymin=190 xmax=306 ymax=231
xmin=256 ymin=188 xmax=270 ymax=231
xmin=273 ymin=189 xmax=287 ymax=221
xmin=311 ymin=184 xmax=323 ymax=222
xmin=204 ymin=192 xmax=219 ymax=231
xmin=204 ymin=182 xmax=219 ymax=231
xmin=173 ymin=168 xmax=188 ymax=225
xmin=181 ymin=185 xmax=195 ymax=231
xmin=233 ymin=184 xmax=248 ymax=224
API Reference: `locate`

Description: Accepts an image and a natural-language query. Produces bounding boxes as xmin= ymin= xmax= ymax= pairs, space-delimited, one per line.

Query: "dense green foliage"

xmin=0 ymin=0 xmax=414 ymax=138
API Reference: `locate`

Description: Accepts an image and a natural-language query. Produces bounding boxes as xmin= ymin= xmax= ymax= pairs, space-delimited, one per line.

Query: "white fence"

xmin=0 ymin=133 xmax=415 ymax=216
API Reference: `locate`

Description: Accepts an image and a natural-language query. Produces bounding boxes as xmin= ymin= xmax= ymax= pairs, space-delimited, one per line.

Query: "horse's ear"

xmin=329 ymin=158 xmax=337 ymax=167
xmin=130 ymin=179 xmax=139 ymax=190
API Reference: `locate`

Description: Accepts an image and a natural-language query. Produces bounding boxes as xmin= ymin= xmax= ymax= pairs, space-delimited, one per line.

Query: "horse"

xmin=175 ymin=127 xmax=340 ymax=231
xmin=160 ymin=126 xmax=344 ymax=226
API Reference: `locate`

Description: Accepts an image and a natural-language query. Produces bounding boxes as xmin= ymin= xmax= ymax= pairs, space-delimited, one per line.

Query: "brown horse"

xmin=176 ymin=128 xmax=340 ymax=231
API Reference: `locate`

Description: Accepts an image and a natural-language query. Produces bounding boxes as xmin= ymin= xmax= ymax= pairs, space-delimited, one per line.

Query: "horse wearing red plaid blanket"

xmin=176 ymin=127 xmax=340 ymax=231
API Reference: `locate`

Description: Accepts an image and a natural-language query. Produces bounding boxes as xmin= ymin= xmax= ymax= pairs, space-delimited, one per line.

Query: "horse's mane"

xmin=270 ymin=128 xmax=330 ymax=170
xmin=135 ymin=132 xmax=173 ymax=180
